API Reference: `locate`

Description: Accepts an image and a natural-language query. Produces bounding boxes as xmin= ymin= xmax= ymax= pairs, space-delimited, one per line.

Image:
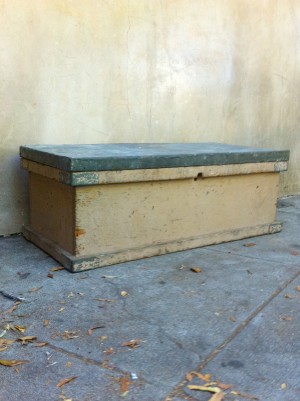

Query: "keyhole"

xmin=194 ymin=173 xmax=203 ymax=181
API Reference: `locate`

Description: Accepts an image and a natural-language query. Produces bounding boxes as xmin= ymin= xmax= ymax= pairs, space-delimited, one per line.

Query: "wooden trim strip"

xmin=21 ymin=159 xmax=288 ymax=186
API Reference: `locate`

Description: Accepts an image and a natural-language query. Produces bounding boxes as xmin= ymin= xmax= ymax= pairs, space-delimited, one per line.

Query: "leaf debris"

xmin=243 ymin=242 xmax=256 ymax=247
xmin=121 ymin=339 xmax=141 ymax=349
xmin=13 ymin=325 xmax=26 ymax=333
xmin=3 ymin=304 xmax=18 ymax=315
xmin=280 ymin=316 xmax=293 ymax=321
xmin=17 ymin=336 xmax=37 ymax=345
xmin=186 ymin=371 xmax=211 ymax=382
xmin=230 ymin=390 xmax=259 ymax=400
xmin=187 ymin=385 xmax=221 ymax=393
xmin=208 ymin=393 xmax=225 ymax=401
xmin=119 ymin=376 xmax=130 ymax=395
xmin=103 ymin=347 xmax=115 ymax=355
xmin=0 ymin=359 xmax=28 ymax=367
xmin=28 ymin=287 xmax=43 ymax=293
xmin=33 ymin=342 xmax=48 ymax=347
xmin=95 ymin=298 xmax=114 ymax=303
xmin=56 ymin=376 xmax=77 ymax=388
xmin=50 ymin=266 xmax=65 ymax=272
xmin=87 ymin=325 xmax=105 ymax=335
xmin=0 ymin=339 xmax=15 ymax=352
xmin=190 ymin=267 xmax=202 ymax=273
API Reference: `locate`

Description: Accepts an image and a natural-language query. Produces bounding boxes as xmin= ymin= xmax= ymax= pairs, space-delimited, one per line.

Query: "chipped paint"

xmin=75 ymin=227 xmax=86 ymax=237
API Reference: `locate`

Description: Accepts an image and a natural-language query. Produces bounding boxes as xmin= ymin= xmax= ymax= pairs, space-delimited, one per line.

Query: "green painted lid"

xmin=20 ymin=143 xmax=289 ymax=172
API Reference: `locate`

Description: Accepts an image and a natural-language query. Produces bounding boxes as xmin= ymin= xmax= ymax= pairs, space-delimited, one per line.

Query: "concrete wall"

xmin=1 ymin=0 xmax=300 ymax=235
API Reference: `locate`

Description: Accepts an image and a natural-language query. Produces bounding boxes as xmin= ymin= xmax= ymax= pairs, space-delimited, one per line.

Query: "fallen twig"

xmin=0 ymin=291 xmax=25 ymax=302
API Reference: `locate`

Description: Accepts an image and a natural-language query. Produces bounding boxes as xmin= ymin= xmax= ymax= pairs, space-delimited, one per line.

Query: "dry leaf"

xmin=119 ymin=376 xmax=130 ymax=394
xmin=13 ymin=325 xmax=26 ymax=333
xmin=0 ymin=339 xmax=15 ymax=351
xmin=187 ymin=385 xmax=221 ymax=393
xmin=33 ymin=342 xmax=48 ymax=347
xmin=187 ymin=371 xmax=211 ymax=382
xmin=230 ymin=390 xmax=258 ymax=400
xmin=296 ymin=286 xmax=300 ymax=292
xmin=50 ymin=266 xmax=64 ymax=272
xmin=28 ymin=287 xmax=42 ymax=293
xmin=66 ymin=361 xmax=72 ymax=368
xmin=186 ymin=372 xmax=193 ymax=381
xmin=101 ymin=360 xmax=115 ymax=370
xmin=121 ymin=339 xmax=141 ymax=349
xmin=56 ymin=376 xmax=77 ymax=388
xmin=3 ymin=304 xmax=18 ymax=315
xmin=284 ymin=294 xmax=293 ymax=299
xmin=280 ymin=316 xmax=293 ymax=321
xmin=61 ymin=331 xmax=80 ymax=340
xmin=215 ymin=382 xmax=232 ymax=390
xmin=59 ymin=395 xmax=73 ymax=401
xmin=17 ymin=336 xmax=37 ymax=345
xmin=229 ymin=316 xmax=237 ymax=323
xmin=47 ymin=273 xmax=54 ymax=278
xmin=191 ymin=267 xmax=202 ymax=273
xmin=103 ymin=347 xmax=114 ymax=355
xmin=95 ymin=298 xmax=114 ymax=303
xmin=87 ymin=325 xmax=105 ymax=335
xmin=0 ymin=359 xmax=28 ymax=367
xmin=208 ymin=392 xmax=225 ymax=401
xmin=0 ymin=339 xmax=14 ymax=346
xmin=120 ymin=291 xmax=128 ymax=297
xmin=43 ymin=320 xmax=49 ymax=327
xmin=59 ymin=308 xmax=65 ymax=312
xmin=243 ymin=243 xmax=256 ymax=247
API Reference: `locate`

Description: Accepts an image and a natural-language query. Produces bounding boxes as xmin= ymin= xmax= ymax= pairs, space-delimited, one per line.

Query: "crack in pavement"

xmin=163 ymin=269 xmax=300 ymax=401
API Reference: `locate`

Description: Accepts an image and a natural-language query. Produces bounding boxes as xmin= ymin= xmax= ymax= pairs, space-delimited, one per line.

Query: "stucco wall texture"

xmin=0 ymin=0 xmax=300 ymax=235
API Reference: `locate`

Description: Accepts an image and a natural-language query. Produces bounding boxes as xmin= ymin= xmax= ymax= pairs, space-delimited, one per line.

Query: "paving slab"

xmin=181 ymin=276 xmax=300 ymax=401
xmin=1 ymin=196 xmax=299 ymax=401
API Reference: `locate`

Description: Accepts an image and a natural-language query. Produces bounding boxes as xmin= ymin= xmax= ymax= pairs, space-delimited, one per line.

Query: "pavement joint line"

xmin=45 ymin=343 xmax=152 ymax=385
xmin=125 ymin=308 xmax=200 ymax=358
xmin=45 ymin=342 xmax=131 ymax=377
xmin=163 ymin=268 xmax=300 ymax=401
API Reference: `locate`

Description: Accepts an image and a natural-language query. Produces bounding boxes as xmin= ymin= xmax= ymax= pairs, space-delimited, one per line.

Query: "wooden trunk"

xmin=20 ymin=143 xmax=289 ymax=272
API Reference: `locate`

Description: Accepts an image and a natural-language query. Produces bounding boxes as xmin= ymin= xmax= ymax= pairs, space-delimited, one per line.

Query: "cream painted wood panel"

xmin=74 ymin=172 xmax=279 ymax=257
xmin=29 ymin=173 xmax=75 ymax=254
